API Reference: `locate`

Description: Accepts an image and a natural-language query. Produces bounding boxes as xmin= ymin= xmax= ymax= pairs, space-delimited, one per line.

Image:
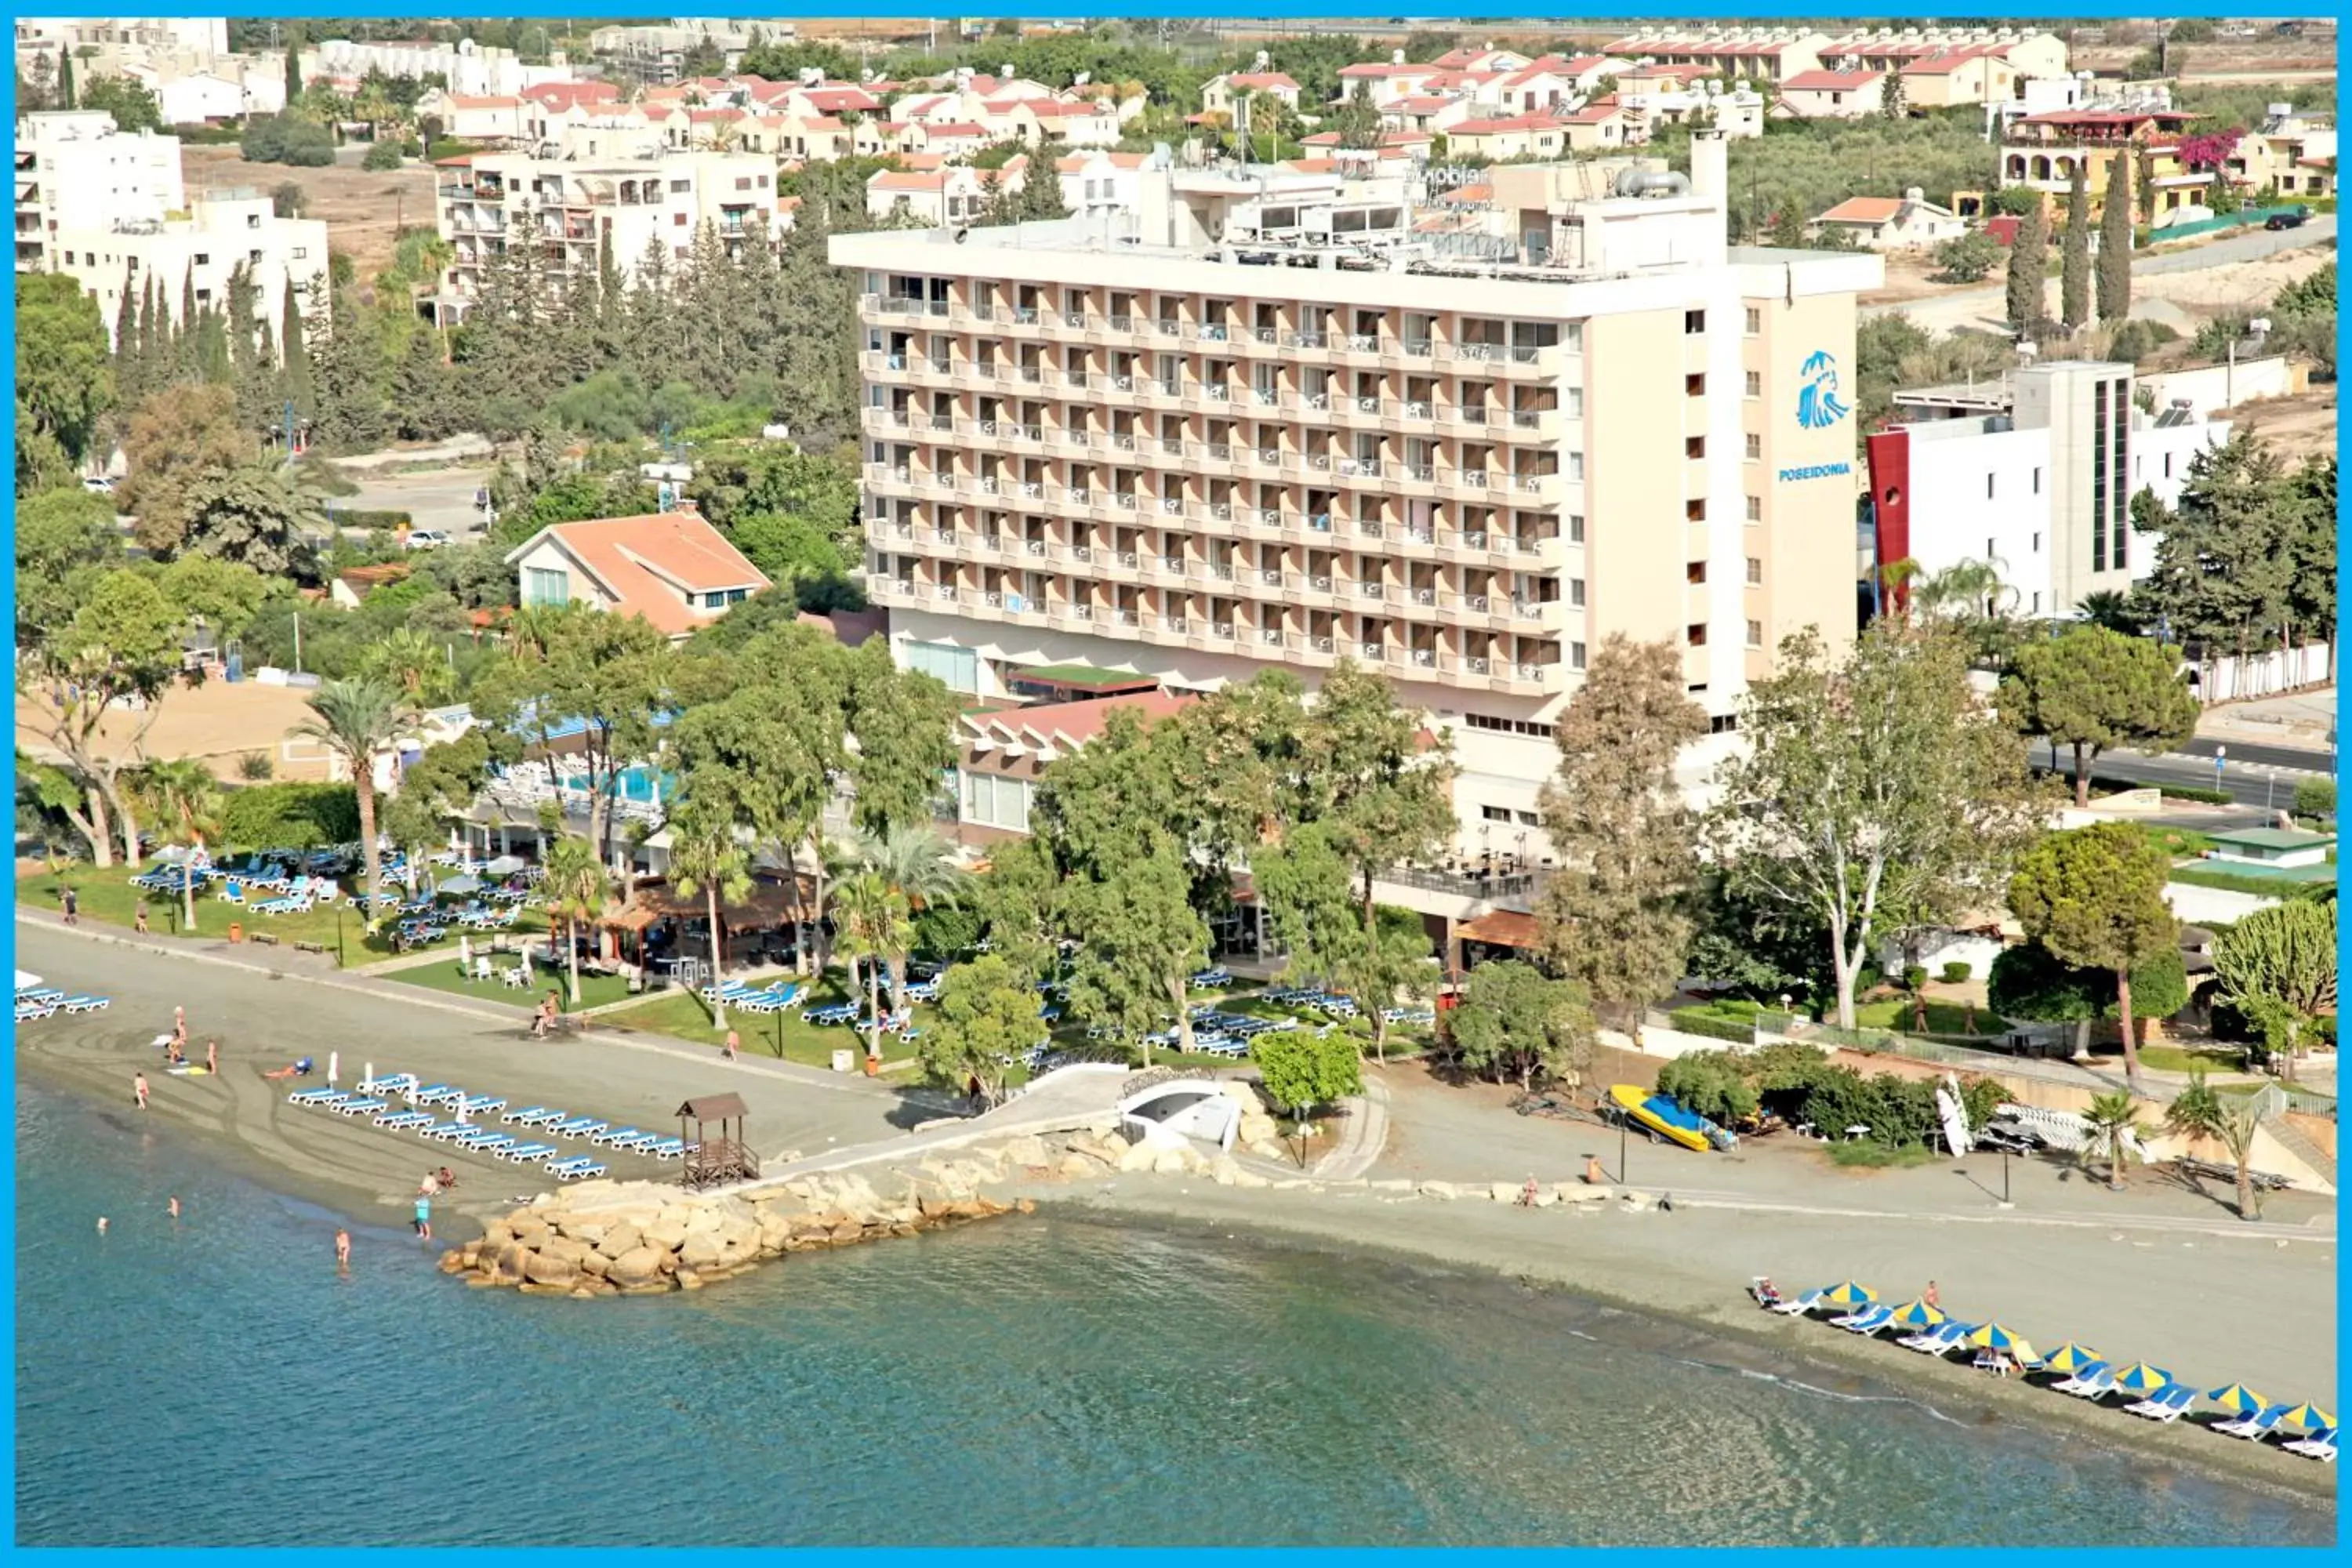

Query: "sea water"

xmin=13 ymin=1082 xmax=2334 ymax=1547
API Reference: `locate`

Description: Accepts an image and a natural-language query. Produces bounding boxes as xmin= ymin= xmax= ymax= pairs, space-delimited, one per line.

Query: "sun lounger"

xmin=2216 ymin=1406 xmax=2289 ymax=1441
xmin=503 ymin=1106 xmax=558 ymax=1127
xmin=409 ymin=1084 xmax=457 ymax=1106
xmin=503 ymin=1143 xmax=560 ymax=1163
xmin=1844 ymin=1307 xmax=1901 ymax=1337
xmin=2125 ymin=1386 xmax=2198 ymax=1422
xmin=551 ymin=1117 xmax=605 ymax=1138
xmin=456 ymin=1131 xmax=517 ymax=1155
xmin=330 ymin=1098 xmax=389 ymax=1118
xmin=23 ymin=989 xmax=66 ymax=1004
xmin=289 ymin=1088 xmax=349 ymax=1107
xmin=1900 ymin=1322 xmax=1975 ymax=1355
xmin=591 ymin=1126 xmax=644 ymax=1147
xmin=547 ymin=1160 xmax=606 ymax=1181
xmin=418 ymin=1121 xmax=476 ymax=1142
xmin=2282 ymin=1429 xmax=2337 ymax=1461
xmin=60 ymin=994 xmax=111 ymax=1011
xmin=1828 ymin=1303 xmax=1886 ymax=1330
xmin=2055 ymin=1364 xmax=2116 ymax=1399
xmin=16 ymin=1002 xmax=57 ymax=1021
xmin=373 ymin=1110 xmax=437 ymax=1130
xmin=361 ymin=1072 xmax=419 ymax=1096
xmin=607 ymin=1133 xmax=662 ymax=1154
xmin=648 ymin=1138 xmax=687 ymax=1160
xmin=457 ymin=1094 xmax=505 ymax=1116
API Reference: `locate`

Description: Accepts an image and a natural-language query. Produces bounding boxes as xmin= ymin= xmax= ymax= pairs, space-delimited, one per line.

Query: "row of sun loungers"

xmin=287 ymin=1087 xmax=615 ymax=1178
xmin=15 ymin=985 xmax=108 ymax=1022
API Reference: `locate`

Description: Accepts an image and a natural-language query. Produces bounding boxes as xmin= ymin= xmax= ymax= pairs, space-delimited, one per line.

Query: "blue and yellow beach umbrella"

xmin=1968 ymin=1323 xmax=2039 ymax=1363
xmin=2042 ymin=1343 xmax=2102 ymax=1374
xmin=2274 ymin=1402 xmax=2336 ymax=1433
xmin=2204 ymin=1383 xmax=2270 ymax=1417
xmin=1885 ymin=1299 xmax=1946 ymax=1329
xmin=1817 ymin=1281 xmax=1878 ymax=1308
xmin=2111 ymin=1362 xmax=2174 ymax=1396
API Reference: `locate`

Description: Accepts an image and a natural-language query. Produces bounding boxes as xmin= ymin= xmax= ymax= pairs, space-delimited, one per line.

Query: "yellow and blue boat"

xmin=1607 ymin=1084 xmax=1735 ymax=1152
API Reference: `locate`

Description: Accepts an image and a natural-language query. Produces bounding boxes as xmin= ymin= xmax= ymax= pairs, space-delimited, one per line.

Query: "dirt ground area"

xmin=2136 ymin=245 xmax=2335 ymax=314
xmin=183 ymin=146 xmax=437 ymax=286
xmin=2227 ymin=384 xmax=2338 ymax=464
xmin=16 ymin=678 xmax=336 ymax=785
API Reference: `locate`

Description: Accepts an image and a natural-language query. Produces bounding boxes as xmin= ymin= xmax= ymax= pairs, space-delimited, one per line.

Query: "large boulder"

xmin=577 ymin=1250 xmax=612 ymax=1279
xmin=523 ymin=1248 xmax=579 ymax=1286
xmin=1418 ymin=1181 xmax=1458 ymax=1200
xmin=1152 ymin=1146 xmax=1194 ymax=1175
xmin=643 ymin=1214 xmax=691 ymax=1251
xmin=681 ymin=1206 xmax=724 ymax=1237
xmin=1058 ymin=1152 xmax=1098 ymax=1178
xmin=1488 ymin=1181 xmax=1521 ymax=1204
xmin=539 ymin=1234 xmax=592 ymax=1268
xmin=596 ymin=1224 xmax=642 ymax=1261
xmin=677 ymin=1232 xmax=725 ymax=1272
xmin=1116 ymin=1140 xmax=1161 ymax=1174
xmin=1001 ymin=1134 xmax=1053 ymax=1169
xmin=607 ymin=1246 xmax=668 ymax=1288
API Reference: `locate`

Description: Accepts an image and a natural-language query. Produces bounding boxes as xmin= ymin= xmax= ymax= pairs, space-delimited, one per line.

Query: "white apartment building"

xmin=431 ymin=147 xmax=790 ymax=315
xmin=1867 ymin=360 xmax=2234 ymax=620
xmin=14 ymin=109 xmax=183 ymax=270
xmin=833 ymin=136 xmax=1881 ymax=851
xmin=301 ymin=37 xmax=570 ymax=99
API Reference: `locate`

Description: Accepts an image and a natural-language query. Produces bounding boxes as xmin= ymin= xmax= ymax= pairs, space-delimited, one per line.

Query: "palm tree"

xmin=2075 ymin=590 xmax=2143 ymax=636
xmin=1915 ymin=558 xmax=2021 ymax=665
xmin=842 ymin=824 xmax=966 ymax=1012
xmin=364 ymin=627 xmax=455 ymax=705
xmin=539 ymin=833 xmax=609 ymax=1008
xmin=831 ymin=869 xmax=910 ymax=1066
xmin=505 ymin=604 xmax=564 ymax=662
xmin=2082 ymin=1090 xmax=2144 ymax=1192
xmin=668 ymin=815 xmax=751 ymax=1028
xmin=2165 ymin=1071 xmax=2267 ymax=1221
xmin=138 ymin=757 xmax=222 ymax=933
xmin=292 ymin=677 xmax=413 ymax=924
xmin=1875 ymin=556 xmax=1922 ymax=622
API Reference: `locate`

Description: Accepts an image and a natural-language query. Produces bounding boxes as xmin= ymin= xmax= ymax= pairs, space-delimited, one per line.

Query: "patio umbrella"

xmin=437 ymin=874 xmax=484 ymax=897
xmin=1817 ymin=1280 xmax=1878 ymax=1308
xmin=1885 ymin=1299 xmax=1947 ymax=1330
xmin=2205 ymin=1383 xmax=2270 ymax=1417
xmin=2274 ymin=1402 xmax=2336 ymax=1434
xmin=2112 ymin=1362 xmax=2175 ymax=1396
xmin=484 ymin=854 xmax=528 ymax=876
xmin=1968 ymin=1323 xmax=2039 ymax=1363
xmin=2042 ymin=1343 xmax=2102 ymax=1375
xmin=15 ymin=971 xmax=41 ymax=992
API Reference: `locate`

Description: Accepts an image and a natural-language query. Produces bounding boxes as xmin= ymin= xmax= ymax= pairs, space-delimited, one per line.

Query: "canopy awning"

xmin=597 ymin=877 xmax=812 ymax=931
xmin=1457 ymin=910 xmax=1540 ymax=949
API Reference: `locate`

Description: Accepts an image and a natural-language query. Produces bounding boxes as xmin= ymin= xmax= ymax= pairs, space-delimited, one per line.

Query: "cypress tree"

xmin=112 ymin=263 xmax=141 ymax=397
xmin=58 ymin=52 xmax=74 ymax=111
xmin=283 ymin=34 xmax=303 ymax=110
xmin=279 ymin=277 xmax=314 ymax=419
xmin=2060 ymin=159 xmax=2092 ymax=330
xmin=2005 ymin=198 xmax=2049 ymax=341
xmin=2098 ymin=153 xmax=2133 ymax=323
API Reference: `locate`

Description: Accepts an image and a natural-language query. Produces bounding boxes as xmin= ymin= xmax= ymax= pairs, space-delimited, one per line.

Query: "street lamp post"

xmin=2214 ymin=745 xmax=2227 ymax=792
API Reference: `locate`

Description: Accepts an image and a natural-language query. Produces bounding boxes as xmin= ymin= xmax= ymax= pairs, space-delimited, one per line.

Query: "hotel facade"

xmin=831 ymin=136 xmax=1880 ymax=850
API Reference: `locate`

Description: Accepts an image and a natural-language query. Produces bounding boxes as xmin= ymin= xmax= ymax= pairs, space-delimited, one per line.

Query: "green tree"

xmin=1254 ymin=822 xmax=1431 ymax=1061
xmin=969 ymin=836 xmax=1061 ymax=985
xmin=13 ymin=488 xmax=121 ymax=641
xmin=375 ymin=732 xmax=493 ymax=895
xmin=1988 ymin=940 xmax=2180 ymax=1061
xmin=78 ymin=73 xmax=163 ymax=132
xmin=1253 ymin=1026 xmax=1364 ymax=1161
xmin=2212 ymin=901 xmax=2336 ymax=1080
xmin=1063 ymin=854 xmax=1209 ymax=1066
xmin=2000 ymin=624 xmax=2199 ymax=807
xmin=177 ymin=464 xmax=325 ymax=578
xmin=2060 ymin=158 xmax=2092 ymax=330
xmin=2165 ymin=1069 xmax=2267 ymax=1219
xmin=360 ymin=626 xmax=458 ymax=705
xmin=2098 ymin=153 xmax=2133 ymax=322
xmin=2292 ymin=776 xmax=2336 ymax=819
xmin=2074 ymin=590 xmax=2143 ymax=635
xmin=831 ymin=869 xmax=913 ymax=1065
xmin=1536 ymin=635 xmax=1709 ymax=1040
xmin=1449 ymin=959 xmax=1597 ymax=1091
xmin=2082 ymin=1089 xmax=2144 ymax=1191
xmin=16 ymin=570 xmax=186 ymax=864
xmin=840 ymin=822 xmax=965 ymax=1011
xmin=218 ymin=781 xmax=360 ymax=855
xmin=136 ymin=757 xmax=223 ymax=931
xmin=361 ymin=137 xmax=405 ymax=172
xmin=289 ymin=677 xmax=414 ymax=923
xmin=2008 ymin=824 xmax=2177 ymax=1091
xmin=117 ymin=383 xmax=256 ymax=554
xmin=1707 ymin=626 xmax=2039 ymax=1030
xmin=538 ymin=831 xmax=610 ymax=1008
xmin=2133 ymin=431 xmax=2296 ymax=684
xmin=844 ymin=641 xmax=958 ymax=837
xmin=667 ymin=804 xmax=753 ymax=1025
xmin=1305 ymin=659 xmax=1457 ymax=920
xmin=2005 ymin=197 xmax=2049 ymax=339
xmin=16 ymin=272 xmax=114 ymax=474
xmin=1931 ymin=230 xmax=2002 ymax=282
xmin=920 ymin=953 xmax=1039 ymax=1106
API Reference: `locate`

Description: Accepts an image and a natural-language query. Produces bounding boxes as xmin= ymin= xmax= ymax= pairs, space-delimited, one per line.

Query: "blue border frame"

xmin=3 ymin=1 xmax=2343 ymax=1554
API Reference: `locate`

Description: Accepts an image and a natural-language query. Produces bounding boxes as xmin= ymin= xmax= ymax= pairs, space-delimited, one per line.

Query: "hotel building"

xmin=831 ymin=135 xmax=1880 ymax=848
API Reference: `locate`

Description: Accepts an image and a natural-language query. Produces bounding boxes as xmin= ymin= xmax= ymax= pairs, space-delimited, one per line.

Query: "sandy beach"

xmin=14 ymin=913 xmax=2338 ymax=1508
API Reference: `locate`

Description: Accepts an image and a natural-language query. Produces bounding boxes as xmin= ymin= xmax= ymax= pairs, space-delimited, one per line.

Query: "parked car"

xmin=403 ymin=528 xmax=452 ymax=550
xmin=2265 ymin=206 xmax=2311 ymax=230
xmin=80 ymin=474 xmax=116 ymax=494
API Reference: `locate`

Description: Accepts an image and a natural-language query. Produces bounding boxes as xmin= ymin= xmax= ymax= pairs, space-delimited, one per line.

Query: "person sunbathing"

xmin=260 ymin=1056 xmax=315 ymax=1080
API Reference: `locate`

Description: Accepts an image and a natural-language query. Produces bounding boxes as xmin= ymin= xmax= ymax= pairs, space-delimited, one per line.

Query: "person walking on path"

xmin=61 ymin=886 xmax=78 ymax=925
xmin=1520 ymin=1174 xmax=1541 ymax=1207
xmin=723 ymin=1028 xmax=740 ymax=1062
xmin=134 ymin=904 xmax=148 ymax=935
xmin=133 ymin=1073 xmax=150 ymax=1111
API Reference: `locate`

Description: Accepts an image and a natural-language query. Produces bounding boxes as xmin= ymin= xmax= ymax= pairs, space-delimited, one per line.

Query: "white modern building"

xmin=833 ymin=135 xmax=1882 ymax=852
xmin=301 ymin=37 xmax=572 ymax=98
xmin=1867 ymin=360 xmax=2233 ymax=619
xmin=16 ymin=110 xmax=324 ymax=348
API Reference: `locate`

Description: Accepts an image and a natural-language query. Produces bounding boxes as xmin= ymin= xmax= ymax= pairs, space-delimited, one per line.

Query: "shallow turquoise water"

xmin=12 ymin=1082 xmax=2334 ymax=1546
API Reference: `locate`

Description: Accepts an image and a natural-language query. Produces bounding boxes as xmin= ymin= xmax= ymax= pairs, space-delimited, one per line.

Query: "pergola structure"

xmin=677 ymin=1093 xmax=760 ymax=1189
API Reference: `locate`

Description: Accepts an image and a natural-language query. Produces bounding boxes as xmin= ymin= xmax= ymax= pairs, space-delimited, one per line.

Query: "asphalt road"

xmin=2087 ymin=748 xmax=2328 ymax=811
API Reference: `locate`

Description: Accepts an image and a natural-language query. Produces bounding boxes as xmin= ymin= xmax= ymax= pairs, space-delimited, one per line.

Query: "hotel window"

xmin=523 ymin=567 xmax=569 ymax=607
xmin=1686 ymin=436 xmax=1706 ymax=459
xmin=1686 ymin=561 xmax=1707 ymax=585
xmin=1744 ymin=433 xmax=1762 ymax=460
xmin=1686 ymin=623 xmax=1708 ymax=647
xmin=1570 ymin=641 xmax=1587 ymax=670
xmin=1745 ymin=557 xmax=1762 ymax=585
xmin=1744 ymin=307 xmax=1761 ymax=335
xmin=1570 ymin=578 xmax=1586 ymax=608
xmin=1566 ymin=322 xmax=1584 ymax=350
xmin=2034 ymin=466 xmax=2043 ymax=493
xmin=1986 ymin=474 xmax=1995 ymax=499
xmin=903 ymin=640 xmax=980 ymax=694
xmin=1479 ymin=804 xmax=1512 ymax=822
xmin=1684 ymin=310 xmax=1705 ymax=334
xmin=1569 ymin=452 xmax=1585 ymax=481
xmin=1744 ymin=370 xmax=1761 ymax=398
xmin=1568 ymin=514 xmax=1585 ymax=543
xmin=194 ymin=252 xmax=209 ymax=266
xmin=1745 ymin=619 xmax=1763 ymax=648
xmin=1567 ymin=387 xmax=1584 ymax=416
xmin=960 ymin=771 xmax=1031 ymax=833
xmin=1745 ymin=495 xmax=1762 ymax=522
xmin=2031 ymin=532 xmax=2041 ymax=553
xmin=1686 ymin=499 xmax=1706 ymax=521
xmin=1686 ymin=373 xmax=1705 ymax=397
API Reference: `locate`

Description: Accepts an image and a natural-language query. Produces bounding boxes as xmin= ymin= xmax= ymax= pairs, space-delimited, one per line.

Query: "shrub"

xmin=1655 ymin=1051 xmax=1759 ymax=1125
xmin=1901 ymin=964 xmax=1929 ymax=993
xmin=361 ymin=139 xmax=405 ymax=172
xmin=236 ymin=750 xmax=274 ymax=782
xmin=218 ymin=781 xmax=359 ymax=851
xmin=1940 ymin=960 xmax=1973 ymax=984
xmin=2292 ymin=776 xmax=2336 ymax=818
xmin=241 ymin=114 xmax=336 ymax=167
xmin=425 ymin=137 xmax=478 ymax=162
xmin=330 ymin=508 xmax=414 ymax=532
xmin=1668 ymin=1007 xmax=1758 ymax=1044
xmin=1932 ymin=230 xmax=2002 ymax=282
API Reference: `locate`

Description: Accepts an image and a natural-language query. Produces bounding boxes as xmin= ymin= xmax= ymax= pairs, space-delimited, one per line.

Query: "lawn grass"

xmin=21 ymin=861 xmax=550 ymax=964
xmin=2147 ymin=826 xmax=2217 ymax=859
xmin=598 ymin=980 xmax=931 ymax=1070
xmin=2169 ymin=865 xmax=2336 ymax=895
xmin=387 ymin=959 xmax=637 ymax=1012
xmin=1826 ymin=1141 xmax=1940 ymax=1169
xmin=2135 ymin=1041 xmax=2251 ymax=1075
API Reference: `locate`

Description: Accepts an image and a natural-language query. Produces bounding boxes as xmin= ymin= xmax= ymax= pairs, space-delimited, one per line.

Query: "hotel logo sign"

xmin=1796 ymin=350 xmax=1850 ymax=430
